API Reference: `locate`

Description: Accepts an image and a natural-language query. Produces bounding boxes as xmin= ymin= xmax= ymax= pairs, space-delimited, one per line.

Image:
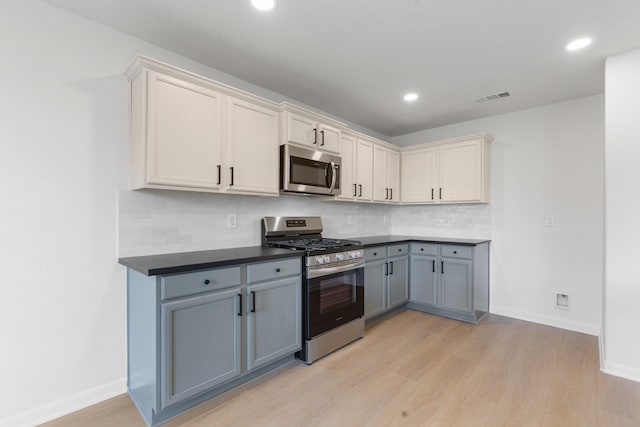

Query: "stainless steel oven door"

xmin=306 ymin=260 xmax=364 ymax=339
xmin=280 ymin=144 xmax=341 ymax=196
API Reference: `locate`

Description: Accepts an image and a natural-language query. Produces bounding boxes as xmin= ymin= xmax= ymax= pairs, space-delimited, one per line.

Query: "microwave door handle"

xmin=328 ymin=162 xmax=337 ymax=192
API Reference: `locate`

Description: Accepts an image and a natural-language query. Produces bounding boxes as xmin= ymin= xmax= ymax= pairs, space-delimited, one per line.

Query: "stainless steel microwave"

xmin=280 ymin=144 xmax=341 ymax=196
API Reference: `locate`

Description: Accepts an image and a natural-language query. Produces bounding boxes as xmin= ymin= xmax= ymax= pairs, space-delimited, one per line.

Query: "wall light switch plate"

xmin=545 ymin=215 xmax=555 ymax=227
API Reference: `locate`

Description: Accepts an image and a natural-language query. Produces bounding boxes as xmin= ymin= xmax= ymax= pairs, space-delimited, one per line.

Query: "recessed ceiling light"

xmin=251 ymin=0 xmax=275 ymax=11
xmin=566 ymin=37 xmax=592 ymax=51
xmin=403 ymin=93 xmax=419 ymax=102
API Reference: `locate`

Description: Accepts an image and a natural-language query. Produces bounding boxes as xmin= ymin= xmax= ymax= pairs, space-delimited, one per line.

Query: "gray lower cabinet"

xmin=161 ymin=288 xmax=242 ymax=409
xmin=407 ymin=242 xmax=489 ymax=323
xmin=364 ymin=244 xmax=409 ymax=320
xmin=126 ymin=256 xmax=302 ymax=427
xmin=246 ymin=277 xmax=301 ymax=371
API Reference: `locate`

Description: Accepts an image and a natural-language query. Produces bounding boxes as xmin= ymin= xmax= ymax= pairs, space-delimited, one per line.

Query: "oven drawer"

xmin=440 ymin=245 xmax=473 ymax=259
xmin=411 ymin=242 xmax=437 ymax=256
xmin=364 ymin=247 xmax=386 ymax=262
xmin=247 ymin=257 xmax=301 ymax=283
xmin=387 ymin=243 xmax=409 ymax=257
xmin=161 ymin=266 xmax=242 ymax=300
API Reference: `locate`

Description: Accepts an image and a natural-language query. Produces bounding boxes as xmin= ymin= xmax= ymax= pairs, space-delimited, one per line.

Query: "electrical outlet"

xmin=545 ymin=215 xmax=555 ymax=227
xmin=227 ymin=214 xmax=237 ymax=229
xmin=347 ymin=215 xmax=353 ymax=225
xmin=555 ymin=292 xmax=570 ymax=310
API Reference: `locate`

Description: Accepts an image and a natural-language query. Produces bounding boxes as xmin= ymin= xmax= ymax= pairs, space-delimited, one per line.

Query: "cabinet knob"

xmin=453 ymin=251 xmax=457 ymax=254
xmin=420 ymin=248 xmax=424 ymax=251
xmin=204 ymin=279 xmax=211 ymax=285
xmin=373 ymin=252 xmax=377 ymax=256
xmin=398 ymin=248 xmax=402 ymax=252
xmin=275 ymin=268 xmax=281 ymax=273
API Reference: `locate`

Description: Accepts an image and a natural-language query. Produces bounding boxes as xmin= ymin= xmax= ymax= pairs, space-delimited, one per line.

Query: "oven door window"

xmin=290 ymin=156 xmax=331 ymax=188
xmin=307 ymin=268 xmax=364 ymax=339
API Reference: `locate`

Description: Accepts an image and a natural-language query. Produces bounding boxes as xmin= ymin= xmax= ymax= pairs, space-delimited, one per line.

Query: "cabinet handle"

xmin=313 ymin=128 xmax=318 ymax=144
xmin=390 ymin=188 xmax=393 ymax=200
xmin=251 ymin=291 xmax=256 ymax=313
xmin=432 ymin=260 xmax=435 ymax=273
xmin=237 ymin=293 xmax=243 ymax=316
xmin=439 ymin=188 xmax=442 ymax=199
xmin=384 ymin=262 xmax=389 ymax=276
xmin=217 ymin=165 xmax=221 ymax=185
xmin=230 ymin=167 xmax=234 ymax=186
xmin=320 ymin=130 xmax=325 ymax=146
xmin=431 ymin=188 xmax=434 ymax=200
xmin=385 ymin=188 xmax=389 ymax=200
xmin=390 ymin=261 xmax=394 ymax=275
xmin=353 ymin=183 xmax=357 ymax=197
xmin=358 ymin=184 xmax=362 ymax=197
xmin=275 ymin=267 xmax=281 ymax=273
xmin=204 ymin=279 xmax=211 ymax=285
xmin=441 ymin=261 xmax=444 ymax=274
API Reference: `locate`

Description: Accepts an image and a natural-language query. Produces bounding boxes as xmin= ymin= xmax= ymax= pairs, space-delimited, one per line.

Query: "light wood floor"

xmin=41 ymin=310 xmax=640 ymax=427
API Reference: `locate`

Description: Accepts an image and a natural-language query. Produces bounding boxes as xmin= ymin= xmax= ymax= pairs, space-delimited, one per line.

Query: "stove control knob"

xmin=323 ymin=256 xmax=331 ymax=264
xmin=335 ymin=253 xmax=344 ymax=261
xmin=350 ymin=251 xmax=361 ymax=259
xmin=316 ymin=256 xmax=325 ymax=265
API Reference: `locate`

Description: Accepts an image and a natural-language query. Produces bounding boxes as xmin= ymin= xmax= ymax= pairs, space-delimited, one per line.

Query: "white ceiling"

xmin=45 ymin=0 xmax=640 ymax=137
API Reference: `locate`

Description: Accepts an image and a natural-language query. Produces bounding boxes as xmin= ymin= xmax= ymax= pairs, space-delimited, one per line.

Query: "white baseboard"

xmin=601 ymin=360 xmax=640 ymax=383
xmin=0 ymin=378 xmax=126 ymax=427
xmin=490 ymin=305 xmax=601 ymax=336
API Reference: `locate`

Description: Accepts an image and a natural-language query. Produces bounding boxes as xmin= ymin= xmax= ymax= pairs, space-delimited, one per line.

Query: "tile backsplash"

xmin=118 ymin=190 xmax=393 ymax=257
xmin=391 ymin=203 xmax=492 ymax=239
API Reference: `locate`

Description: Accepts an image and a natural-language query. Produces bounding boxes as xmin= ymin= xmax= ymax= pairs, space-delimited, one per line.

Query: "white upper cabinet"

xmin=281 ymin=106 xmax=343 ymax=154
xmin=142 ymin=71 xmax=225 ymax=190
xmin=226 ymin=97 xmax=279 ymax=195
xmin=338 ymin=133 xmax=357 ymax=200
xmin=355 ymin=138 xmax=374 ymax=201
xmin=126 ymin=56 xmax=280 ymax=196
xmin=373 ymin=145 xmax=400 ymax=203
xmin=401 ymin=135 xmax=491 ymax=204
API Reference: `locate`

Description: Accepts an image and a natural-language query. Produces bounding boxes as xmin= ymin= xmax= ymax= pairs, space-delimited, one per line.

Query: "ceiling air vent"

xmin=474 ymin=91 xmax=511 ymax=103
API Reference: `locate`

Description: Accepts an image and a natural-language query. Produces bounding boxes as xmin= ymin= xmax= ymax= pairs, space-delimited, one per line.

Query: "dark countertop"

xmin=356 ymin=235 xmax=491 ymax=247
xmin=119 ymin=246 xmax=302 ymax=276
xmin=119 ymin=236 xmax=490 ymax=276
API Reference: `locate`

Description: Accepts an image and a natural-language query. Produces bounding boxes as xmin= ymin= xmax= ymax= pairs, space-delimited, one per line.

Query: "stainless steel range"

xmin=262 ymin=216 xmax=365 ymax=364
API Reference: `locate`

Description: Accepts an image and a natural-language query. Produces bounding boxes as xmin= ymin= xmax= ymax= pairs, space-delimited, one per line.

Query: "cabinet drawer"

xmin=161 ymin=266 xmax=242 ymax=300
xmin=364 ymin=247 xmax=386 ymax=262
xmin=411 ymin=242 xmax=437 ymax=256
xmin=441 ymin=245 xmax=473 ymax=259
xmin=247 ymin=257 xmax=301 ymax=283
xmin=387 ymin=244 xmax=409 ymax=257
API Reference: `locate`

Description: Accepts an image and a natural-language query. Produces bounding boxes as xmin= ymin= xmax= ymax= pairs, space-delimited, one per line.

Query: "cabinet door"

xmin=364 ymin=261 xmax=386 ymax=319
xmin=246 ymin=277 xmax=301 ymax=371
xmin=356 ymin=139 xmax=373 ymax=201
xmin=409 ymin=255 xmax=438 ymax=306
xmin=338 ymin=134 xmax=357 ymax=200
xmin=440 ymin=258 xmax=473 ymax=313
xmin=387 ymin=256 xmax=409 ymax=309
xmin=438 ymin=139 xmax=483 ymax=202
xmin=318 ymin=123 xmax=341 ymax=153
xmin=161 ymin=288 xmax=242 ymax=408
xmin=226 ymin=97 xmax=279 ymax=195
xmin=401 ymin=148 xmax=437 ymax=203
xmin=286 ymin=112 xmax=318 ymax=147
xmin=146 ymin=71 xmax=224 ymax=190
xmin=372 ymin=145 xmax=388 ymax=202
xmin=387 ymin=149 xmax=400 ymax=202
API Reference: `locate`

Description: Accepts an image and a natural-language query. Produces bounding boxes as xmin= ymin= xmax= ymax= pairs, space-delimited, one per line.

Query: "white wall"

xmin=0 ymin=1 xmax=388 ymax=425
xmin=603 ymin=48 xmax=640 ymax=382
xmin=392 ymin=95 xmax=605 ymax=336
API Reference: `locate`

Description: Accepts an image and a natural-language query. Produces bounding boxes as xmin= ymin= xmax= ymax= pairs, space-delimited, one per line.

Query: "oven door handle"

xmin=307 ymin=259 xmax=364 ymax=279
